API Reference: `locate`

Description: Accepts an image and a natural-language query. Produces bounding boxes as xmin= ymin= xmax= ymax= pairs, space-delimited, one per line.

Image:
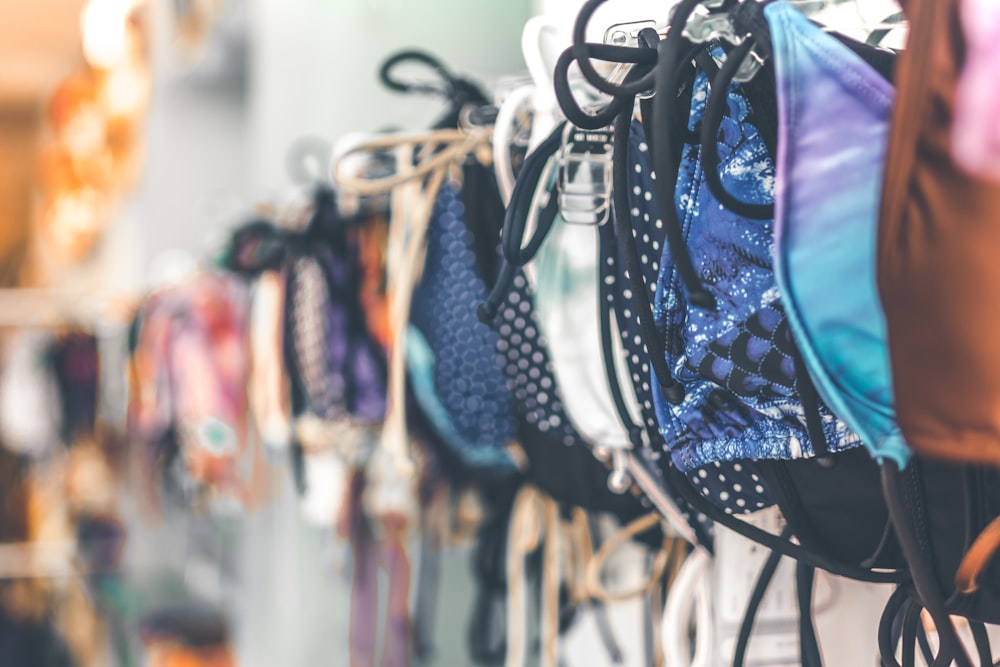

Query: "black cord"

xmin=792 ymin=347 xmax=834 ymax=464
xmin=553 ymin=46 xmax=627 ymax=130
xmin=587 ymin=514 xmax=625 ymax=665
xmin=379 ymin=50 xmax=454 ymax=96
xmin=700 ymin=38 xmax=775 ymax=220
xmin=901 ymin=600 xmax=921 ymax=667
xmin=478 ymin=125 xmax=564 ymax=322
xmin=570 ymin=0 xmax=658 ymax=98
xmin=667 ymin=464 xmax=907 ymax=584
xmin=879 ymin=587 xmax=912 ymax=667
xmin=916 ymin=620 xmax=935 ymax=667
xmin=733 ymin=535 xmax=787 ymax=667
xmin=881 ymin=461 xmax=974 ymax=667
xmin=612 ymin=92 xmax=684 ymax=404
xmin=650 ymin=0 xmax=717 ymax=311
xmin=972 ymin=621 xmax=993 ymax=666
xmin=597 ymin=219 xmax=647 ymax=449
xmin=796 ymin=561 xmax=824 ymax=667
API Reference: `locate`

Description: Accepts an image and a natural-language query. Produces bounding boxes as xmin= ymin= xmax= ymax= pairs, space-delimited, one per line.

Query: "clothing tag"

xmin=714 ymin=507 xmax=801 ymax=666
xmin=557 ymin=124 xmax=613 ymax=226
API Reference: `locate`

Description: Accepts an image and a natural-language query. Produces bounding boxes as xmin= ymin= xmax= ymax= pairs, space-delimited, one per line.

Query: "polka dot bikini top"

xmin=408 ymin=181 xmax=518 ymax=474
xmin=496 ymin=267 xmax=666 ymax=519
xmin=621 ymin=120 xmax=774 ymax=516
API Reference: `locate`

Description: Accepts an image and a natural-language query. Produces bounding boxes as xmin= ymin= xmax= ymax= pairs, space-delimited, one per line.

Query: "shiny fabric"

xmin=652 ymin=73 xmax=861 ymax=471
xmin=878 ymin=0 xmax=1000 ymax=467
xmin=766 ymin=2 xmax=908 ymax=466
xmin=623 ymin=121 xmax=773 ymax=516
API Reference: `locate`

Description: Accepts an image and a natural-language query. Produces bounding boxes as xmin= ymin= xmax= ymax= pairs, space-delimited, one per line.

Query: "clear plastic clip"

xmin=557 ymin=122 xmax=614 ymax=226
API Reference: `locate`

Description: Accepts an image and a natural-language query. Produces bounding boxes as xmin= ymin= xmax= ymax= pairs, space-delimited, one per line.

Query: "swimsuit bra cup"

xmin=408 ymin=182 xmax=517 ymax=472
xmin=624 ymin=121 xmax=774 ymax=516
xmin=651 ymin=71 xmax=861 ymax=471
xmin=765 ymin=1 xmax=906 ymax=466
xmin=531 ymin=211 xmax=633 ymax=449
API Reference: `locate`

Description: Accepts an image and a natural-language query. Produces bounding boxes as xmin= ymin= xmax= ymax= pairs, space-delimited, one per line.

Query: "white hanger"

xmin=662 ymin=549 xmax=715 ymax=667
xmin=793 ymin=0 xmax=906 ymax=44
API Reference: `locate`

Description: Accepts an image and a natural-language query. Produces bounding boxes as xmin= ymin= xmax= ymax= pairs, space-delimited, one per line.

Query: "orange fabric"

xmin=877 ymin=0 xmax=1000 ymax=467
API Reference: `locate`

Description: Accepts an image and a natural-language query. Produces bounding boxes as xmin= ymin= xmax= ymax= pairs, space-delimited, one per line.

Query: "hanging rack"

xmin=0 ymin=288 xmax=136 ymax=329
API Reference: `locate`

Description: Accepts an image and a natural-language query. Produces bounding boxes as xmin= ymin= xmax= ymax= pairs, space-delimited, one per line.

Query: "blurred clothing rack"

xmin=0 ymin=540 xmax=76 ymax=580
xmin=0 ymin=289 xmax=137 ymax=328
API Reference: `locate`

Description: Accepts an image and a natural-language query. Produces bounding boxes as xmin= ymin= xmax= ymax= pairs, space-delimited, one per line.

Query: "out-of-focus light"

xmin=81 ymin=0 xmax=137 ymax=68
xmin=43 ymin=190 xmax=106 ymax=260
xmin=103 ymin=65 xmax=147 ymax=117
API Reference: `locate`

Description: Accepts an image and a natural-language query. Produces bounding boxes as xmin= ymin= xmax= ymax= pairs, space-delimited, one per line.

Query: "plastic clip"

xmin=557 ymin=122 xmax=614 ymax=226
xmin=604 ymin=20 xmax=660 ymax=100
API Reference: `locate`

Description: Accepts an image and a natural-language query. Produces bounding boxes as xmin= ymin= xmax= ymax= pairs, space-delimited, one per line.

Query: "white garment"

xmin=0 ymin=332 xmax=62 ymax=456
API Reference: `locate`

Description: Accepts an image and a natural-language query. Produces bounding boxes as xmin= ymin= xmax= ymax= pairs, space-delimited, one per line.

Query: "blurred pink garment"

xmin=952 ymin=0 xmax=1000 ymax=182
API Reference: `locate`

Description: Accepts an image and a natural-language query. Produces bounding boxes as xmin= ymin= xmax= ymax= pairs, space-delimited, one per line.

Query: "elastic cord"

xmin=971 ymin=621 xmax=992 ymax=666
xmin=796 ymin=561 xmax=824 ymax=667
xmin=585 ymin=513 xmax=670 ymax=603
xmin=901 ymin=600 xmax=921 ymax=667
xmin=597 ymin=220 xmax=651 ymax=448
xmin=881 ymin=461 xmax=974 ymax=667
xmin=700 ymin=38 xmax=776 ymax=221
xmin=612 ymin=102 xmax=684 ymax=404
xmin=478 ymin=125 xmax=563 ymax=322
xmin=732 ymin=535 xmax=787 ymax=667
xmin=379 ymin=49 xmax=454 ymax=97
xmin=553 ymin=47 xmax=628 ymax=130
xmin=792 ymin=348 xmax=833 ymax=463
xmin=570 ymin=0 xmax=658 ymax=98
xmin=878 ymin=586 xmax=912 ymax=667
xmin=651 ymin=0 xmax=718 ymax=311
xmin=667 ymin=464 xmax=907 ymax=584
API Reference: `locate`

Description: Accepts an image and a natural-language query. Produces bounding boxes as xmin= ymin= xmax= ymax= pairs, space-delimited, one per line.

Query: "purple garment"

xmin=766 ymin=1 xmax=906 ymax=466
xmin=286 ymin=224 xmax=388 ymax=424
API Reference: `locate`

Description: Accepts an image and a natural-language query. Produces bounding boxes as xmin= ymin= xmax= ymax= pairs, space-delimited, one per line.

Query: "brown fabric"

xmin=877 ymin=0 xmax=1000 ymax=467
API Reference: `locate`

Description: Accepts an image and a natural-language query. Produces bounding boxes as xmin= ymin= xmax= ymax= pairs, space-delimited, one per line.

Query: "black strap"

xmin=796 ymin=561 xmax=824 ymax=667
xmin=879 ymin=586 xmax=912 ymax=667
xmin=733 ymin=535 xmax=787 ymax=667
xmin=478 ymin=124 xmax=563 ymax=322
xmin=972 ymin=621 xmax=993 ymax=666
xmin=667 ymin=464 xmax=907 ymax=584
xmin=612 ymin=103 xmax=684 ymax=404
xmin=570 ymin=0 xmax=658 ymax=98
xmin=791 ymin=347 xmax=834 ymax=464
xmin=378 ymin=49 xmax=489 ymax=130
xmin=650 ymin=0 xmax=718 ymax=311
xmin=700 ymin=38 xmax=776 ymax=221
xmin=881 ymin=462 xmax=974 ymax=667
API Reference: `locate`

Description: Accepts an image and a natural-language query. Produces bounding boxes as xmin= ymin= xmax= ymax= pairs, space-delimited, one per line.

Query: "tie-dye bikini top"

xmin=765 ymin=1 xmax=905 ymax=465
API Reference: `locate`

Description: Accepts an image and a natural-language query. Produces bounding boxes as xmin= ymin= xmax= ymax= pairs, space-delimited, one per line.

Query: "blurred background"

xmin=0 ymin=1 xmax=542 ymax=665
xmin=0 ymin=1 xmax=677 ymax=665
xmin=0 ymin=1 xmax=904 ymax=666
